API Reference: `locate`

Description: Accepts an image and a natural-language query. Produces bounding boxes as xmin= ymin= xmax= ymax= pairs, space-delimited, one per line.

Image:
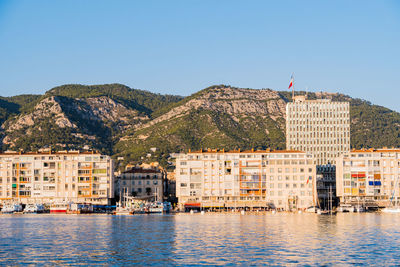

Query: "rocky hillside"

xmin=0 ymin=83 xmax=399 ymax=167
xmin=0 ymin=84 xmax=182 ymax=154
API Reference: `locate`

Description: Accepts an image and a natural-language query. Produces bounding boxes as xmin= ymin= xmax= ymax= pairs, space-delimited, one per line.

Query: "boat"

xmin=67 ymin=203 xmax=93 ymax=214
xmin=50 ymin=203 xmax=68 ymax=213
xmin=113 ymin=188 xmax=134 ymax=215
xmin=318 ymin=186 xmax=337 ymax=215
xmin=132 ymin=200 xmax=146 ymax=214
xmin=338 ymin=204 xmax=354 ymax=212
xmin=24 ymin=203 xmax=45 ymax=213
xmin=382 ymin=176 xmax=400 ymax=213
xmin=305 ymin=206 xmax=320 ymax=213
xmin=146 ymin=201 xmax=172 ymax=213
xmin=354 ymin=205 xmax=366 ymax=213
xmin=1 ymin=203 xmax=23 ymax=214
xmin=163 ymin=202 xmax=172 ymax=213
xmin=382 ymin=207 xmax=400 ymax=213
xmin=114 ymin=205 xmax=134 ymax=215
xmin=147 ymin=202 xmax=164 ymax=213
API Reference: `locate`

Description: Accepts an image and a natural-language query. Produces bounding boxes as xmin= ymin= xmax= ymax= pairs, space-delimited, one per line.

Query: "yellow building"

xmin=336 ymin=148 xmax=400 ymax=208
xmin=176 ymin=149 xmax=316 ymax=211
xmin=0 ymin=151 xmax=114 ymax=205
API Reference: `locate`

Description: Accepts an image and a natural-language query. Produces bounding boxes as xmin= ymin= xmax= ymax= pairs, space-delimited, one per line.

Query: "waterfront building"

xmin=0 ymin=151 xmax=114 ymax=205
xmin=316 ymin=164 xmax=337 ymax=209
xmin=166 ymin=171 xmax=177 ymax=204
xmin=286 ymin=95 xmax=350 ymax=165
xmin=115 ymin=165 xmax=164 ymax=201
xmin=336 ymin=148 xmax=400 ymax=208
xmin=175 ymin=149 xmax=316 ymax=211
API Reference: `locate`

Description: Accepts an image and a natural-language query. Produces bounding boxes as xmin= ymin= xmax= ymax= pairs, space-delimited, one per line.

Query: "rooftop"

xmin=0 ymin=150 xmax=105 ymax=156
xmin=122 ymin=167 xmax=161 ymax=174
xmin=187 ymin=148 xmax=305 ymax=154
xmin=350 ymin=148 xmax=400 ymax=153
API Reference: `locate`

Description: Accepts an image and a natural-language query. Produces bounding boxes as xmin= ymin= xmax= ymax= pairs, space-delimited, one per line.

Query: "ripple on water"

xmin=1 ymin=213 xmax=400 ymax=265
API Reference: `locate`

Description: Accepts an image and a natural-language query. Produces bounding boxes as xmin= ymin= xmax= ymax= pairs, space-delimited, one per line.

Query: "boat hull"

xmin=50 ymin=209 xmax=67 ymax=213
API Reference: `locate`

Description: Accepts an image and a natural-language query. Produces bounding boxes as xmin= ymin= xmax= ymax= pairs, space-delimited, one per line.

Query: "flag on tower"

xmin=288 ymin=73 xmax=294 ymax=89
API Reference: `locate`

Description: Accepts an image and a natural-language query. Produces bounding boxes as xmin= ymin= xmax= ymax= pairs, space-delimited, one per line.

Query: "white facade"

xmin=336 ymin=148 xmax=400 ymax=207
xmin=176 ymin=149 xmax=316 ymax=211
xmin=286 ymin=95 xmax=350 ymax=165
xmin=0 ymin=151 xmax=114 ymax=205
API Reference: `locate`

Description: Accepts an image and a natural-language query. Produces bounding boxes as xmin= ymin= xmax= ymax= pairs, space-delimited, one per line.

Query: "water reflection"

xmin=1 ymin=213 xmax=400 ymax=265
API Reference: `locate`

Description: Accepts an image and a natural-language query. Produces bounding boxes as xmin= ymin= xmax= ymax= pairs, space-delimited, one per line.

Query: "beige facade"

xmin=286 ymin=95 xmax=350 ymax=165
xmin=176 ymin=149 xmax=316 ymax=211
xmin=336 ymin=149 xmax=400 ymax=208
xmin=0 ymin=151 xmax=114 ymax=205
xmin=116 ymin=167 xmax=164 ymax=201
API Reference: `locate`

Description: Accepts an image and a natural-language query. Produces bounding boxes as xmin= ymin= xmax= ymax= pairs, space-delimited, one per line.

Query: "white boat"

xmin=24 ymin=203 xmax=45 ymax=213
xmin=148 ymin=202 xmax=164 ymax=213
xmin=354 ymin=205 xmax=366 ymax=213
xmin=113 ymin=188 xmax=134 ymax=215
xmin=381 ymin=176 xmax=400 ymax=213
xmin=114 ymin=205 xmax=134 ymax=215
xmin=382 ymin=207 xmax=400 ymax=213
xmin=147 ymin=202 xmax=172 ymax=213
xmin=338 ymin=204 xmax=354 ymax=212
xmin=305 ymin=206 xmax=320 ymax=213
xmin=1 ymin=203 xmax=23 ymax=213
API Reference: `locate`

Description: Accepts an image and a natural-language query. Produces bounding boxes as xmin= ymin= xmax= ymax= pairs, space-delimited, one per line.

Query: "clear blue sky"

xmin=0 ymin=0 xmax=399 ymax=111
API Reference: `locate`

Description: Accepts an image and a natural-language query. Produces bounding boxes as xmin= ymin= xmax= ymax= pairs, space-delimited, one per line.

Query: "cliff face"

xmin=0 ymin=84 xmax=399 ymax=166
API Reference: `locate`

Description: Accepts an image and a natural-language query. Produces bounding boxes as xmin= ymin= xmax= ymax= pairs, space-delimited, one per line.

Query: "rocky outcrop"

xmin=4 ymin=96 xmax=77 ymax=132
xmin=140 ymin=87 xmax=287 ymax=130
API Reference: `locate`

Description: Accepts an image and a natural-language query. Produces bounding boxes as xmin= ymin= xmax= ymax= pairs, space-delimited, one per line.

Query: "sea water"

xmin=0 ymin=213 xmax=400 ymax=265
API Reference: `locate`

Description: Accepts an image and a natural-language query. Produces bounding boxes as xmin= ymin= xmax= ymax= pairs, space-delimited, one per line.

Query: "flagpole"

xmin=292 ymin=73 xmax=294 ymax=100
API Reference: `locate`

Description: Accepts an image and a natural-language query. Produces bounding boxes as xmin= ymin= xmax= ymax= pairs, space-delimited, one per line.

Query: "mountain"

xmin=1 ymin=84 xmax=399 ymax=168
xmin=0 ymin=84 xmax=183 ymax=155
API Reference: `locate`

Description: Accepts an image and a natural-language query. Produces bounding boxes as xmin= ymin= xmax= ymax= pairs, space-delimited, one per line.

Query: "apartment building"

xmin=286 ymin=95 xmax=350 ymax=165
xmin=336 ymin=148 xmax=400 ymax=208
xmin=176 ymin=149 xmax=316 ymax=211
xmin=115 ymin=166 xmax=164 ymax=201
xmin=0 ymin=151 xmax=114 ymax=205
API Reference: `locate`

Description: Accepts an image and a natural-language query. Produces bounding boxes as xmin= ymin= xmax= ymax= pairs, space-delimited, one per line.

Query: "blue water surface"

xmin=0 ymin=213 xmax=400 ymax=266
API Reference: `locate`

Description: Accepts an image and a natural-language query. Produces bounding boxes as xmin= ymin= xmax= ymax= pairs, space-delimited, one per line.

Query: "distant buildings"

xmin=0 ymin=151 xmax=114 ymax=205
xmin=115 ymin=165 xmax=164 ymax=201
xmin=175 ymin=149 xmax=316 ymax=211
xmin=286 ymin=95 xmax=350 ymax=165
xmin=336 ymin=148 xmax=400 ymax=208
